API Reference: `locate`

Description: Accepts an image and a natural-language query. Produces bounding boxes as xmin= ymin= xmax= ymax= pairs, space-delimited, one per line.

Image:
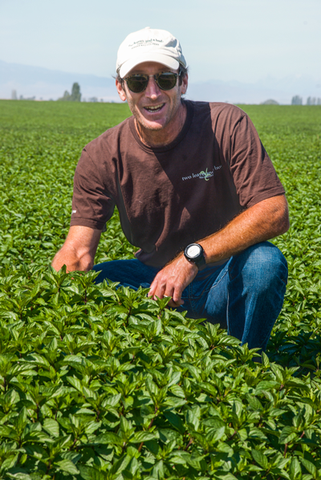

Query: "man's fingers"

xmin=148 ymin=276 xmax=160 ymax=297
xmin=149 ymin=283 xmax=184 ymax=308
xmin=149 ymin=277 xmax=178 ymax=304
xmin=171 ymin=285 xmax=183 ymax=304
xmin=148 ymin=284 xmax=155 ymax=298
xmin=148 ymin=279 xmax=166 ymax=300
xmin=148 ymin=258 xmax=196 ymax=306
xmin=168 ymin=298 xmax=184 ymax=308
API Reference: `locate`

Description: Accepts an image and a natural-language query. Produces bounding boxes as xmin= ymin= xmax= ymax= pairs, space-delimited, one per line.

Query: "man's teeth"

xmin=145 ymin=104 xmax=163 ymax=111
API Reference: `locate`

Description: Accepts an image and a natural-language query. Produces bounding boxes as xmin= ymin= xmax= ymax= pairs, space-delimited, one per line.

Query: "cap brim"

xmin=119 ymin=53 xmax=179 ymax=78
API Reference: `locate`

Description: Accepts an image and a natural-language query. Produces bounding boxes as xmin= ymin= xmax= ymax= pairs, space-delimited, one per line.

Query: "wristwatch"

xmin=184 ymin=243 xmax=206 ymax=269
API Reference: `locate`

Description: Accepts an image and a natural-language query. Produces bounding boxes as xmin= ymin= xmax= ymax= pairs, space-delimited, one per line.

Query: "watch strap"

xmin=184 ymin=243 xmax=206 ymax=269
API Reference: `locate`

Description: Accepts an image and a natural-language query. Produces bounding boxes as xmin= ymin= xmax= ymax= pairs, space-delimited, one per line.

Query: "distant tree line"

xmin=291 ymin=95 xmax=321 ymax=105
xmin=56 ymin=83 xmax=106 ymax=102
xmin=306 ymin=97 xmax=321 ymax=105
xmin=261 ymin=99 xmax=279 ymax=105
xmin=11 ymin=90 xmax=36 ymax=101
xmin=11 ymin=84 xmax=108 ymax=103
xmin=82 ymin=97 xmax=107 ymax=103
xmin=58 ymin=82 xmax=81 ymax=102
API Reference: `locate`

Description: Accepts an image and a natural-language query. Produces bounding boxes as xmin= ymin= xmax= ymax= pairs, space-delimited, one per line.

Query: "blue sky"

xmin=0 ymin=0 xmax=320 ymax=83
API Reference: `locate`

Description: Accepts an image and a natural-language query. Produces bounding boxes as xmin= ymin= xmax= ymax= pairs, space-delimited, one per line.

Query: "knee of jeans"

xmin=232 ymin=242 xmax=288 ymax=287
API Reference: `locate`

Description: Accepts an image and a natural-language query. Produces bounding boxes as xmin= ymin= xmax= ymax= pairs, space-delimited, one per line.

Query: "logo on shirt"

xmin=182 ymin=166 xmax=221 ymax=182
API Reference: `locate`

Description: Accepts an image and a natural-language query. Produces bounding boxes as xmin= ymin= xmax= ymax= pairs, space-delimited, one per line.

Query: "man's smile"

xmin=144 ymin=103 xmax=165 ymax=112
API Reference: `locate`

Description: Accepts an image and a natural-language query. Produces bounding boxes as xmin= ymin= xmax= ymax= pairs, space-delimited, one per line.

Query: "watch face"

xmin=186 ymin=244 xmax=201 ymax=259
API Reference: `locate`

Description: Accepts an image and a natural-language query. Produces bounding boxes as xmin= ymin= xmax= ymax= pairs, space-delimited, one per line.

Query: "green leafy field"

xmin=0 ymin=100 xmax=321 ymax=479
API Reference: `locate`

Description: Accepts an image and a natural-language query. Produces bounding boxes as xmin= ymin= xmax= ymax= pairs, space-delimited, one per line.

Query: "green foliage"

xmin=260 ymin=99 xmax=279 ymax=105
xmin=0 ymin=100 xmax=321 ymax=478
xmin=291 ymin=96 xmax=303 ymax=106
xmin=58 ymin=83 xmax=82 ymax=102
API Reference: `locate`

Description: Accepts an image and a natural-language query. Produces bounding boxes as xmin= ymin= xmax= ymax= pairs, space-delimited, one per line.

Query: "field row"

xmin=0 ymin=100 xmax=321 ymax=479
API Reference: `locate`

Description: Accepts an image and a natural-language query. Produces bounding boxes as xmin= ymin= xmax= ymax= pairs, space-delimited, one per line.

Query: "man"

xmin=52 ymin=27 xmax=289 ymax=352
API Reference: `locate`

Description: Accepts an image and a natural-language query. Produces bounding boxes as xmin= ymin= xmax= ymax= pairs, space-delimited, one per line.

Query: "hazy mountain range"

xmin=1 ymin=59 xmax=320 ymax=104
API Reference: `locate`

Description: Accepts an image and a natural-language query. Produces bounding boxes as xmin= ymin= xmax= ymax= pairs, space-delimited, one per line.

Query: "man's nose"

xmin=145 ymin=76 xmax=161 ymax=98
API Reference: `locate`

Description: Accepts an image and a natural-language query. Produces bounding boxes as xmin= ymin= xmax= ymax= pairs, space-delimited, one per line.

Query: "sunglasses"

xmin=124 ymin=72 xmax=180 ymax=93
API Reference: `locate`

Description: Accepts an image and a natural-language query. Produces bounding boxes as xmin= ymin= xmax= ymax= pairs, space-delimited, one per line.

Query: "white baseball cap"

xmin=116 ymin=27 xmax=187 ymax=78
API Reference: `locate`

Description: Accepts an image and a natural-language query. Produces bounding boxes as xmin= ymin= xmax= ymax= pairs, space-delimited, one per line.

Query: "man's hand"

xmin=51 ymin=226 xmax=101 ymax=272
xmin=148 ymin=255 xmax=198 ymax=307
xmin=148 ymin=195 xmax=289 ymax=308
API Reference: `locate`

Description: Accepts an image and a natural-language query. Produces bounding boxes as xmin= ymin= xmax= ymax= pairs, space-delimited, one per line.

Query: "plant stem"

xmin=284 ymin=443 xmax=288 ymax=457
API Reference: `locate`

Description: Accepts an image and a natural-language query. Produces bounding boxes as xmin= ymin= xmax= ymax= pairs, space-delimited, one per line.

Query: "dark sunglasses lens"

xmin=126 ymin=75 xmax=148 ymax=93
xmin=157 ymin=73 xmax=178 ymax=90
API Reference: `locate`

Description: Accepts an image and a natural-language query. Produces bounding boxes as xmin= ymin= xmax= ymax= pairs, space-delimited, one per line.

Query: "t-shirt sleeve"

xmin=228 ymin=113 xmax=285 ymax=208
xmin=70 ymin=148 xmax=115 ymax=230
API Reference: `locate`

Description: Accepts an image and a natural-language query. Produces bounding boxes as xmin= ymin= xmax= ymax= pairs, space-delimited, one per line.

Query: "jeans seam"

xmin=189 ymin=267 xmax=229 ymax=315
xmin=189 ymin=284 xmax=197 ymax=313
xmin=188 ymin=273 xmax=221 ymax=312
xmin=208 ymin=267 xmax=229 ymax=293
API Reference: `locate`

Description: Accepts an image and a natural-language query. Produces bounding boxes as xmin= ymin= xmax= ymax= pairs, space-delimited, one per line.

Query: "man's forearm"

xmin=51 ymin=225 xmax=102 ymax=272
xmin=148 ymin=195 xmax=289 ymax=305
xmin=51 ymin=246 xmax=94 ymax=272
xmin=198 ymin=195 xmax=289 ymax=264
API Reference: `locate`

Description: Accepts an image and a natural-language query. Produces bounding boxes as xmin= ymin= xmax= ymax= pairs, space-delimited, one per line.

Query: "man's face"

xmin=116 ymin=62 xmax=188 ymax=142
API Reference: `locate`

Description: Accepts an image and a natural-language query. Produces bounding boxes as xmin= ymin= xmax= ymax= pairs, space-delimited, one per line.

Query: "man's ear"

xmin=180 ymin=73 xmax=188 ymax=96
xmin=116 ymin=79 xmax=127 ymax=102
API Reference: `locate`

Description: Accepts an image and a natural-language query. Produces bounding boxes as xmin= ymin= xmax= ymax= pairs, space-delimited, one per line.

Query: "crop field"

xmin=0 ymin=99 xmax=321 ymax=479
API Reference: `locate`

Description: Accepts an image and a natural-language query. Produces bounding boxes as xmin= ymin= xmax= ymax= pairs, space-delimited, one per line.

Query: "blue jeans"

xmin=93 ymin=242 xmax=288 ymax=351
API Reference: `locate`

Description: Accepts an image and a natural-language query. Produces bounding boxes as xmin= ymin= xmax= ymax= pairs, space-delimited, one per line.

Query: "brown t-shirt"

xmin=71 ymin=101 xmax=285 ymax=267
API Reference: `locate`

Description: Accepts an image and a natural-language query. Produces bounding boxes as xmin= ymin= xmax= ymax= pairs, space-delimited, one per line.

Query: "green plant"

xmin=0 ymin=100 xmax=320 ymax=479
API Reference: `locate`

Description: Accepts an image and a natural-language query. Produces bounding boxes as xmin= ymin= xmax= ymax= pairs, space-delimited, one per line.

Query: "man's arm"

xmin=51 ymin=225 xmax=102 ymax=272
xmin=148 ymin=194 xmax=290 ymax=307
